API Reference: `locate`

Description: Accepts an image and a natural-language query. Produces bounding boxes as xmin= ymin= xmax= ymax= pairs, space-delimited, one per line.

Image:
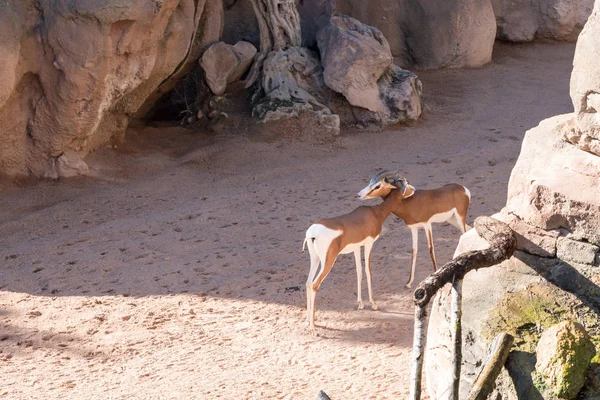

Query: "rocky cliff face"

xmin=425 ymin=1 xmax=600 ymax=398
xmin=0 ymin=0 xmax=223 ymax=177
xmin=493 ymin=0 xmax=594 ymax=42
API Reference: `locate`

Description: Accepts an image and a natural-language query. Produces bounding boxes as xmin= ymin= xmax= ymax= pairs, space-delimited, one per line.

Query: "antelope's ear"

xmin=392 ymin=178 xmax=406 ymax=191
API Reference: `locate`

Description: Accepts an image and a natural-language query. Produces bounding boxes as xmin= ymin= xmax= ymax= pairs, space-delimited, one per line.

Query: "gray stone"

xmin=399 ymin=0 xmax=496 ymax=69
xmin=492 ymin=0 xmax=539 ymax=42
xmin=535 ymin=321 xmax=596 ymax=399
xmin=501 ymin=211 xmax=559 ymax=257
xmin=557 ymin=236 xmax=600 ymax=265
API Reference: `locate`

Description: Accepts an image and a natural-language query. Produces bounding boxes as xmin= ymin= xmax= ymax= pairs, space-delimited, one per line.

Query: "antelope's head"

xmin=357 ymin=170 xmax=415 ymax=200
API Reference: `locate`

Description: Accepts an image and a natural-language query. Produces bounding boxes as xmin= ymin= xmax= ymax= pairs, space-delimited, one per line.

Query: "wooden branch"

xmin=466 ymin=333 xmax=515 ymax=400
xmin=409 ymin=305 xmax=427 ymax=400
xmin=450 ymin=277 xmax=463 ymax=400
xmin=250 ymin=0 xmax=273 ymax=53
xmin=413 ymin=216 xmax=516 ymax=308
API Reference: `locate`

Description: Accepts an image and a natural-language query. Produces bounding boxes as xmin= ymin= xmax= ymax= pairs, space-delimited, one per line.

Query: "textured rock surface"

xmin=401 ymin=0 xmax=496 ymax=68
xmin=251 ymin=47 xmax=340 ymax=135
xmin=317 ymin=15 xmax=392 ymax=112
xmin=335 ymin=0 xmax=496 ymax=68
xmin=570 ymin=1 xmax=600 ymax=155
xmin=335 ymin=0 xmax=405 ymax=58
xmin=506 ymin=115 xmax=600 ymax=245
xmin=493 ymin=0 xmax=594 ymax=42
xmin=317 ymin=15 xmax=422 ymax=125
xmin=426 ymin=223 xmax=600 ymax=400
xmin=535 ymin=321 xmax=596 ymax=399
xmin=200 ymin=41 xmax=256 ymax=95
xmin=0 ymin=0 xmax=223 ymax=177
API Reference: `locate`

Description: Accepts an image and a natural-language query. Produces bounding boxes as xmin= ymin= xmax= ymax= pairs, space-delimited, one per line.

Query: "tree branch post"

xmin=409 ymin=305 xmax=427 ymax=400
xmin=450 ymin=276 xmax=463 ymax=400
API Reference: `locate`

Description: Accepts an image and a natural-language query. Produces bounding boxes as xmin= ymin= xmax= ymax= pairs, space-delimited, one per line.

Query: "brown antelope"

xmin=302 ymin=174 xmax=413 ymax=333
xmin=358 ymin=170 xmax=471 ymax=288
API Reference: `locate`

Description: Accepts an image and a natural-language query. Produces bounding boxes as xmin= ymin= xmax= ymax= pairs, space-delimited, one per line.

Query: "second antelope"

xmin=303 ymin=174 xmax=413 ymax=333
xmin=358 ymin=170 xmax=471 ymax=288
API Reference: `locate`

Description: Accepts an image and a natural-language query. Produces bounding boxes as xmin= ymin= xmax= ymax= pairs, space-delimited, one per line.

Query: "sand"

xmin=0 ymin=42 xmax=576 ymax=399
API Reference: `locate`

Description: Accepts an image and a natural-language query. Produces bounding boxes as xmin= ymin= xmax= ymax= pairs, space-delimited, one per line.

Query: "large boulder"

xmin=317 ymin=15 xmax=392 ymax=112
xmin=400 ymin=0 xmax=496 ymax=68
xmin=492 ymin=0 xmax=594 ymax=42
xmin=200 ymin=41 xmax=257 ymax=95
xmin=317 ymin=15 xmax=422 ymax=125
xmin=0 ymin=0 xmax=223 ymax=177
xmin=334 ymin=0 xmax=405 ymax=59
xmin=334 ymin=0 xmax=496 ymax=68
xmin=570 ymin=0 xmax=600 ymax=156
xmin=535 ymin=321 xmax=596 ymax=399
xmin=506 ymin=115 xmax=600 ymax=245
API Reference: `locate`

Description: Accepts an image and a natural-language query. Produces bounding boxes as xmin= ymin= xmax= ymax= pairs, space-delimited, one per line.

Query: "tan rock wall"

xmin=0 ymin=0 xmax=223 ymax=177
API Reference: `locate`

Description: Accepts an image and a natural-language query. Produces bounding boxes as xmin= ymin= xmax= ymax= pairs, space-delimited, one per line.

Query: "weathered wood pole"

xmin=409 ymin=305 xmax=427 ymax=400
xmin=466 ymin=333 xmax=515 ymax=400
xmin=450 ymin=277 xmax=463 ymax=400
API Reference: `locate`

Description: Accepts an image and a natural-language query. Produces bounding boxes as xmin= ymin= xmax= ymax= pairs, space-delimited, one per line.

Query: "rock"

xmin=506 ymin=115 xmax=600 ymax=245
xmin=500 ymin=211 xmax=560 ymax=257
xmin=57 ymin=152 xmax=90 ymax=178
xmin=335 ymin=0 xmax=406 ymax=58
xmin=200 ymin=41 xmax=257 ymax=95
xmin=317 ymin=15 xmax=422 ymax=125
xmin=535 ymin=321 xmax=596 ymax=399
xmin=0 ymin=0 xmax=223 ymax=177
xmin=399 ymin=0 xmax=496 ymax=68
xmin=42 ymin=151 xmax=89 ymax=179
xmin=556 ymin=236 xmax=600 ymax=265
xmin=317 ymin=15 xmax=393 ymax=112
xmin=570 ymin=1 xmax=600 ymax=155
xmin=376 ymin=65 xmax=423 ymax=124
xmin=538 ymin=0 xmax=594 ymax=41
xmin=492 ymin=0 xmax=539 ymax=42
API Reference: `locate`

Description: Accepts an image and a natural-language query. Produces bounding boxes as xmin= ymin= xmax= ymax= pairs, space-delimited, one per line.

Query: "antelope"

xmin=303 ymin=174 xmax=413 ymax=333
xmin=358 ymin=170 xmax=471 ymax=289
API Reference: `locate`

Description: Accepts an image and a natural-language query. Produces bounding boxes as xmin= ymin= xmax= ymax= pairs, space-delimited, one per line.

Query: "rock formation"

xmin=200 ymin=41 xmax=257 ymax=95
xmin=425 ymin=1 xmax=600 ymax=398
xmin=493 ymin=0 xmax=594 ymax=42
xmin=569 ymin=1 xmax=600 ymax=156
xmin=535 ymin=321 xmax=596 ymax=399
xmin=334 ymin=0 xmax=497 ymax=68
xmin=317 ymin=15 xmax=422 ymax=125
xmin=0 ymin=0 xmax=223 ymax=177
xmin=246 ymin=1 xmax=422 ymax=132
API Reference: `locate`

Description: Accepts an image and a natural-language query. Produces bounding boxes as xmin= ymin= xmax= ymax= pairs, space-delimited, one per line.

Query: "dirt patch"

xmin=0 ymin=42 xmax=578 ymax=399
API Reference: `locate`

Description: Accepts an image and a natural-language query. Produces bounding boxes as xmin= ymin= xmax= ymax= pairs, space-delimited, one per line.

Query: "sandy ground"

xmin=0 ymin=42 xmax=576 ymax=399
